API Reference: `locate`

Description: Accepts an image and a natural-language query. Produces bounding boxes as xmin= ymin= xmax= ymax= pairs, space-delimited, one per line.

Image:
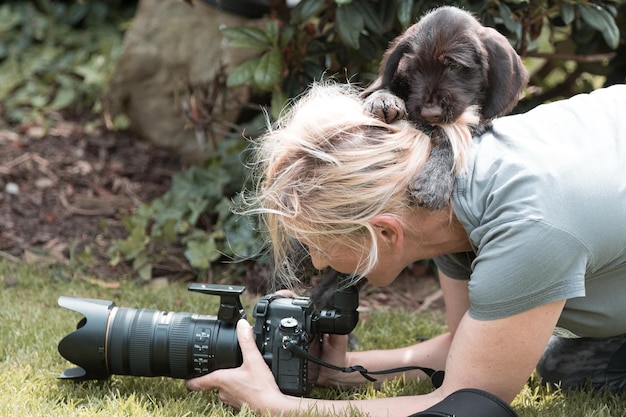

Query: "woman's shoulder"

xmin=524 ymin=84 xmax=626 ymax=124
xmin=561 ymin=84 xmax=626 ymax=114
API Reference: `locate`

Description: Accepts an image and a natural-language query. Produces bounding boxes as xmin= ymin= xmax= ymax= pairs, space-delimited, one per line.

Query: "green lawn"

xmin=1 ymin=259 xmax=625 ymax=416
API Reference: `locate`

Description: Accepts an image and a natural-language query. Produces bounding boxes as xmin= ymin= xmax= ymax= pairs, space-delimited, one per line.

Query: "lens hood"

xmin=57 ymin=296 xmax=116 ymax=380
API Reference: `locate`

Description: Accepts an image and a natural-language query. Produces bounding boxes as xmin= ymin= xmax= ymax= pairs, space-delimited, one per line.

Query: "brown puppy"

xmin=362 ymin=6 xmax=528 ymax=209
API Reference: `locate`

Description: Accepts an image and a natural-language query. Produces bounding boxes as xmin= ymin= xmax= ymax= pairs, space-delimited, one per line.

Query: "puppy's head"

xmin=375 ymin=6 xmax=528 ymax=125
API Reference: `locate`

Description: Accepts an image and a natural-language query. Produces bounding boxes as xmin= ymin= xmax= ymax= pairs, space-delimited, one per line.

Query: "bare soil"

xmin=0 ymin=118 xmax=442 ymax=313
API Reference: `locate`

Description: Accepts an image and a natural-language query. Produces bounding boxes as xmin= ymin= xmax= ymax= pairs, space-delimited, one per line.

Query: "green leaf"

xmin=118 ymin=226 xmax=149 ymax=260
xmin=270 ymin=89 xmax=288 ymax=121
xmin=498 ymin=3 xmax=519 ymax=34
xmin=253 ymin=48 xmax=282 ymax=91
xmin=302 ymin=60 xmax=325 ymax=81
xmin=578 ymin=4 xmax=620 ymax=49
xmin=133 ymin=251 xmax=152 ymax=281
xmin=153 ymin=218 xmax=178 ymax=243
xmin=560 ymin=3 xmax=575 ymax=25
xmin=187 ymin=198 xmax=209 ymax=225
xmin=226 ymin=57 xmax=260 ymax=88
xmin=353 ymin=1 xmax=384 ymax=35
xmin=335 ymin=3 xmax=364 ymax=49
xmin=62 ymin=2 xmax=88 ymax=26
xmin=280 ymin=25 xmax=295 ymax=49
xmin=0 ymin=59 xmax=23 ymax=100
xmin=223 ymin=214 xmax=257 ymax=258
xmin=108 ymin=250 xmax=121 ymax=267
xmin=74 ymin=63 xmax=105 ymax=85
xmin=48 ymin=86 xmax=76 ymax=110
xmin=221 ymin=26 xmax=270 ymax=51
xmin=0 ymin=4 xmax=22 ymax=33
xmin=30 ymin=93 xmax=49 ymax=109
xmin=111 ymin=113 xmax=131 ymax=130
xmin=265 ymin=20 xmax=280 ymax=47
xmin=356 ymin=34 xmax=378 ymax=61
xmin=292 ymin=0 xmax=325 ymax=23
xmin=396 ymin=0 xmax=414 ymax=28
xmin=184 ymin=235 xmax=221 ymax=269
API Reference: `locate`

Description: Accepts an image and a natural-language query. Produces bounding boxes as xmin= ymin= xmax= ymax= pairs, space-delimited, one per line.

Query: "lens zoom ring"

xmin=169 ymin=315 xmax=191 ymax=378
xmin=129 ymin=310 xmax=154 ymax=376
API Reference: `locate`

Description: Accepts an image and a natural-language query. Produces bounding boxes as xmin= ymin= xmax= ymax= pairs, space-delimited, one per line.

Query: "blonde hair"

xmin=244 ymin=81 xmax=476 ymax=286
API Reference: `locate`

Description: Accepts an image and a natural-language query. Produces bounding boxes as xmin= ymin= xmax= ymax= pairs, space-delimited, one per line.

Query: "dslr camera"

xmin=57 ymin=279 xmax=359 ymax=396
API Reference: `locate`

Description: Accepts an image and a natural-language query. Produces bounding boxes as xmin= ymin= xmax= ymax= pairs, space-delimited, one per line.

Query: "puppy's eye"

xmin=439 ymin=55 xmax=463 ymax=70
xmin=446 ymin=60 xmax=461 ymax=70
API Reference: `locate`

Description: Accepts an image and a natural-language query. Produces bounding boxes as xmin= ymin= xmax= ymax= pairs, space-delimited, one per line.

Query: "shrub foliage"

xmin=0 ymin=0 xmax=135 ymax=126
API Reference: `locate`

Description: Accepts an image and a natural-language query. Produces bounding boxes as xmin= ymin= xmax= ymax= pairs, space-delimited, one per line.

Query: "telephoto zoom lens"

xmin=105 ymin=307 xmax=242 ymax=378
xmin=57 ymin=295 xmax=242 ymax=380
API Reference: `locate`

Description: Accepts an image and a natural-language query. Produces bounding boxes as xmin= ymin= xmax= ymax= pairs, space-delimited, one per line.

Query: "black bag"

xmin=408 ymin=388 xmax=518 ymax=417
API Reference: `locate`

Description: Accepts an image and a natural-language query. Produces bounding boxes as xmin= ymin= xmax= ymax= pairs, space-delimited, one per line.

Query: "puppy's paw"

xmin=363 ymin=90 xmax=407 ymax=123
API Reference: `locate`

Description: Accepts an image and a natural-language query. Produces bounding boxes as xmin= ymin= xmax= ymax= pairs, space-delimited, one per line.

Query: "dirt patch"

xmin=0 ymin=119 xmax=181 ymax=274
xmin=0 ymin=118 xmax=442 ymax=313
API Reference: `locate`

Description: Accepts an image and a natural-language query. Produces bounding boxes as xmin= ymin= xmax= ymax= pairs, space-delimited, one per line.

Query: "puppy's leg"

xmin=362 ymin=89 xmax=407 ymax=123
xmin=409 ymin=139 xmax=455 ymax=210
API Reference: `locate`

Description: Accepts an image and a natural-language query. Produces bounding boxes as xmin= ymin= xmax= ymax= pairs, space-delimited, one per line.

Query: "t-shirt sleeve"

xmin=467 ymin=219 xmax=588 ymax=320
xmin=433 ymin=252 xmax=474 ymax=280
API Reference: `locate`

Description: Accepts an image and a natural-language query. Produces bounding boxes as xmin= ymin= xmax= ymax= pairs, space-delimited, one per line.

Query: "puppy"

xmin=362 ymin=6 xmax=528 ymax=210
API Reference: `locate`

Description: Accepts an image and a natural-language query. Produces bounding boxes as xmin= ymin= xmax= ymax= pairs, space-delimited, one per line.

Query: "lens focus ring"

xmin=169 ymin=314 xmax=192 ymax=378
xmin=128 ymin=310 xmax=156 ymax=376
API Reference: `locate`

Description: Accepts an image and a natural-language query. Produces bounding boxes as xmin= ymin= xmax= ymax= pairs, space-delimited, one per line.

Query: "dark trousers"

xmin=536 ymin=333 xmax=626 ymax=392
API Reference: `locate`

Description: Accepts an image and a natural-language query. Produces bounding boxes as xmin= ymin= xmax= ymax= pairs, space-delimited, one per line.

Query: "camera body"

xmin=253 ymin=294 xmax=320 ymax=395
xmin=58 ymin=279 xmax=359 ymax=396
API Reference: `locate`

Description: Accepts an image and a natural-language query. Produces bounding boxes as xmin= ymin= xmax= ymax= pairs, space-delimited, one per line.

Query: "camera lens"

xmin=57 ymin=295 xmax=243 ymax=381
xmin=105 ymin=307 xmax=241 ymax=379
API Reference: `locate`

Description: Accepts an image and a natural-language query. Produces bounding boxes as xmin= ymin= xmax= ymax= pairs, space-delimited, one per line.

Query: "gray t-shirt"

xmin=433 ymin=85 xmax=626 ymax=337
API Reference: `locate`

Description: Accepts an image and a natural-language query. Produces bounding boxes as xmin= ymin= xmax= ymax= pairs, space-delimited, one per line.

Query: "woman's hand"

xmin=186 ymin=319 xmax=288 ymax=412
xmin=316 ymin=333 xmax=353 ymax=387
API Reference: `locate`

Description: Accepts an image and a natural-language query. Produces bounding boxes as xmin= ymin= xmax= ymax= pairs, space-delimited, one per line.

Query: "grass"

xmin=1 ymin=260 xmax=625 ymax=416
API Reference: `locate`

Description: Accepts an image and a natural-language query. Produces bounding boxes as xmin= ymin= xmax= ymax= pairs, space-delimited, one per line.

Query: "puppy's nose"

xmin=421 ymin=105 xmax=443 ymax=124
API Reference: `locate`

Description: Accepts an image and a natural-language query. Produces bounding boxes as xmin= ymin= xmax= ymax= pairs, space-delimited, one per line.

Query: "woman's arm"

xmin=186 ymin=319 xmax=449 ymax=416
xmin=442 ymin=299 xmax=565 ymax=402
xmin=317 ymin=332 xmax=454 ymax=387
xmin=187 ymin=299 xmax=564 ymax=416
xmin=187 ymin=298 xmax=563 ymax=416
xmin=187 ymin=273 xmax=564 ymax=416
xmin=318 ymin=272 xmax=469 ymax=387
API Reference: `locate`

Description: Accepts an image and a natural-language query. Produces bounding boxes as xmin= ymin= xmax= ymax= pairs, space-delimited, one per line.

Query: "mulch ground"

xmin=0 ymin=118 xmax=181 ymax=275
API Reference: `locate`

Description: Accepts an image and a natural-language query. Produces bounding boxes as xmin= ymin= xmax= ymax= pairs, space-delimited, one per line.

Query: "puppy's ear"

xmin=380 ymin=39 xmax=414 ymax=88
xmin=362 ymin=37 xmax=414 ymax=99
xmin=480 ymin=27 xmax=529 ymax=119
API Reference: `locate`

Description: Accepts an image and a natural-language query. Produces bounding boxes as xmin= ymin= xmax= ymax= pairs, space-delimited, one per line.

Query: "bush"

xmin=0 ymin=0 xmax=136 ymax=126
xmin=223 ymin=0 xmax=626 ymax=116
xmin=108 ymin=135 xmax=263 ymax=281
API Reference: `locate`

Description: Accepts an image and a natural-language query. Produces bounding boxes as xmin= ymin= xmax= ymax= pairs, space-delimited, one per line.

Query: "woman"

xmin=186 ymin=82 xmax=626 ymax=416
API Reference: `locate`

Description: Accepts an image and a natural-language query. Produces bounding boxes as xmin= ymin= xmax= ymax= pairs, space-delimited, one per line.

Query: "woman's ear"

xmin=370 ymin=215 xmax=404 ymax=250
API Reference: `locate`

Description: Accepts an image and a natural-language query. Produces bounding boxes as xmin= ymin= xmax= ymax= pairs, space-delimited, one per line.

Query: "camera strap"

xmin=283 ymin=340 xmax=445 ymax=388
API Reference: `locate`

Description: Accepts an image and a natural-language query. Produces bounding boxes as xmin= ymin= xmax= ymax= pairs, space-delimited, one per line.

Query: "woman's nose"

xmin=308 ymin=248 xmax=328 ymax=270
